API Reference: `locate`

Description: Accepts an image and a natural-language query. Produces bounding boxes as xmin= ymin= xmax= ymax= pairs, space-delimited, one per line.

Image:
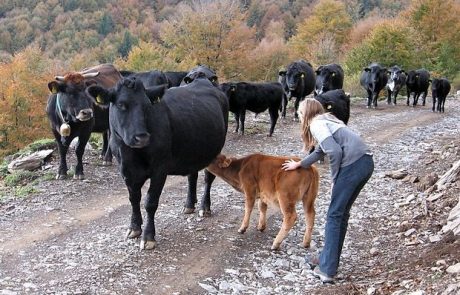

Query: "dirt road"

xmin=1 ymin=97 xmax=459 ymax=294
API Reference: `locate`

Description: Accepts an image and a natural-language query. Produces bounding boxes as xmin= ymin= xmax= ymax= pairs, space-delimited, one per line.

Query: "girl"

xmin=282 ymin=98 xmax=374 ymax=283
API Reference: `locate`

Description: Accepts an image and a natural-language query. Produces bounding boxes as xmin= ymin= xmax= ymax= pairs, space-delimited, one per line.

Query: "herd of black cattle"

xmin=45 ymin=60 xmax=451 ymax=249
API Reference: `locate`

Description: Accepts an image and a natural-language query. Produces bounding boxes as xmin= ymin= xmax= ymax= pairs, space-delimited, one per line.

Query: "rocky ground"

xmin=0 ymin=96 xmax=459 ymax=295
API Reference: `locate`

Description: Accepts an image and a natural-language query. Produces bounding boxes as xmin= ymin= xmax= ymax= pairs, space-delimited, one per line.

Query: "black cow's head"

xmin=182 ymin=65 xmax=219 ymax=86
xmin=388 ymin=66 xmax=405 ymax=82
xmin=406 ymin=70 xmax=419 ymax=87
xmin=285 ymin=63 xmax=306 ymax=92
xmin=47 ymin=72 xmax=100 ymax=123
xmin=219 ymin=83 xmax=237 ymax=99
xmin=363 ymin=65 xmax=387 ymax=91
xmin=315 ymin=65 xmax=342 ymax=95
xmin=431 ymin=78 xmax=441 ymax=92
xmin=86 ymin=78 xmax=161 ymax=148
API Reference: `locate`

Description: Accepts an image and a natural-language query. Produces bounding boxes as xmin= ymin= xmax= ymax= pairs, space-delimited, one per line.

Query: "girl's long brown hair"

xmin=298 ymin=98 xmax=325 ymax=151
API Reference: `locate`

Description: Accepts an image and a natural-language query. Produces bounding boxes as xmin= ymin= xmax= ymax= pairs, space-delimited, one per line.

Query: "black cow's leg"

xmin=406 ymin=92 xmax=410 ymax=106
xmin=387 ymin=89 xmax=392 ymax=105
xmin=102 ymin=130 xmax=113 ymax=165
xmin=366 ymin=90 xmax=372 ymax=108
xmin=393 ymin=89 xmax=399 ymax=105
xmin=183 ymin=172 xmax=198 ymax=214
xmin=126 ymin=180 xmax=145 ymax=240
xmin=281 ymin=94 xmax=287 ymax=119
xmin=54 ymin=130 xmax=69 ymax=180
xmin=441 ymin=97 xmax=446 ymax=113
xmin=74 ymin=133 xmax=90 ymax=180
xmin=372 ymin=91 xmax=379 ymax=108
xmin=413 ymin=93 xmax=420 ymax=106
xmin=141 ymin=173 xmax=167 ymax=250
xmin=421 ymin=91 xmax=427 ymax=106
xmin=233 ymin=113 xmax=240 ymax=133
xmin=432 ymin=96 xmax=436 ymax=112
xmin=239 ymin=110 xmax=246 ymax=135
xmin=268 ymin=107 xmax=279 ymax=137
xmin=294 ymin=98 xmax=300 ymax=120
xmin=199 ymin=169 xmax=216 ymax=217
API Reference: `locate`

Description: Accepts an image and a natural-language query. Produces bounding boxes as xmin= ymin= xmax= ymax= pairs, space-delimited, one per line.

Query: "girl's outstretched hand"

xmin=282 ymin=159 xmax=301 ymax=171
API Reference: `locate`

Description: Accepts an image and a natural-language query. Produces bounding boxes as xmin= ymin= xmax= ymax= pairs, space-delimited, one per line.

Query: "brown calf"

xmin=207 ymin=153 xmax=319 ymax=250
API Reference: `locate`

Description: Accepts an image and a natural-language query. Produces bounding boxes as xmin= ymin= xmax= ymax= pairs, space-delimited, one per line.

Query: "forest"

xmin=0 ymin=0 xmax=459 ymax=156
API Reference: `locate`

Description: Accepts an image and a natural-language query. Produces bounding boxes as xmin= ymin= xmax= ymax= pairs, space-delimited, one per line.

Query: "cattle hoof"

xmin=238 ymin=228 xmax=247 ymax=234
xmin=198 ymin=209 xmax=211 ymax=217
xmin=271 ymin=244 xmax=281 ymax=251
xmin=126 ymin=228 xmax=142 ymax=239
xmin=257 ymin=225 xmax=266 ymax=232
xmin=102 ymin=161 xmax=112 ymax=166
xmin=73 ymin=174 xmax=85 ymax=180
xmin=182 ymin=207 xmax=195 ymax=214
xmin=55 ymin=174 xmax=66 ymax=180
xmin=140 ymin=239 xmax=157 ymax=250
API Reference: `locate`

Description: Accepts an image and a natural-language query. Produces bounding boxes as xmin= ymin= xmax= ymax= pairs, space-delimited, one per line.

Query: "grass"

xmin=4 ymin=170 xmax=39 ymax=187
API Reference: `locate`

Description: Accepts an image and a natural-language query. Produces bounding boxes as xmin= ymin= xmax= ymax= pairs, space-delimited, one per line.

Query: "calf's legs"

xmin=272 ymin=198 xmax=297 ymax=250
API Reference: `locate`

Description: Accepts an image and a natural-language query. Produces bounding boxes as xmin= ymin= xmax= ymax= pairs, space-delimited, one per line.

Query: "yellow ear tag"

xmin=327 ymin=105 xmax=332 ymax=110
xmin=96 ymin=95 xmax=103 ymax=104
xmin=51 ymin=86 xmax=58 ymax=94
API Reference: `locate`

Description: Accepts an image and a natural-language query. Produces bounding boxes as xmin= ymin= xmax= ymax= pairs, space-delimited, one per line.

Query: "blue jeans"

xmin=319 ymin=154 xmax=374 ymax=277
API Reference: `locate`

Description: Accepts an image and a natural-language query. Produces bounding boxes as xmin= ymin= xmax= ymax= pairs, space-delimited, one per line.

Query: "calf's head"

xmin=47 ymin=72 xmax=99 ymax=123
xmin=87 ymin=78 xmax=161 ymax=148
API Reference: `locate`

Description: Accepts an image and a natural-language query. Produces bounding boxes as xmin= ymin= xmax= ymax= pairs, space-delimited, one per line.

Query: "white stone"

xmin=367 ymin=287 xmax=376 ymax=295
xmin=404 ymin=228 xmax=416 ymax=237
xmin=198 ymin=283 xmax=218 ymax=293
xmin=446 ymin=262 xmax=460 ymax=274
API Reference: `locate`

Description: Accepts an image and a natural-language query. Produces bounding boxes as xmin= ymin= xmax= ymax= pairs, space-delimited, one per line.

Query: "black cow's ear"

xmin=315 ymin=66 xmax=323 ymax=75
xmin=230 ymin=84 xmax=237 ymax=92
xmin=183 ymin=76 xmax=193 ymax=84
xmin=364 ymin=68 xmax=371 ymax=72
xmin=428 ymin=79 xmax=432 ymax=83
xmin=145 ymin=84 xmax=167 ymax=104
xmin=48 ymin=81 xmax=62 ymax=94
xmin=278 ymin=70 xmax=286 ymax=76
xmin=86 ymin=85 xmax=112 ymax=106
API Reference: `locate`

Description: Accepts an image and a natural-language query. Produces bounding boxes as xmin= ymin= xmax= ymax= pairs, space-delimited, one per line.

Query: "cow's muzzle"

xmin=129 ymin=133 xmax=151 ymax=148
xmin=76 ymin=108 xmax=93 ymax=121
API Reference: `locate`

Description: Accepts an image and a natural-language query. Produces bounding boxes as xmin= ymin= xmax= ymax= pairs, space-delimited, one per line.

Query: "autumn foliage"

xmin=0 ymin=0 xmax=459 ymax=157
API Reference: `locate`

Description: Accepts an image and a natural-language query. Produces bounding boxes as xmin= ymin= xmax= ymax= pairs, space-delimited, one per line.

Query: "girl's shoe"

xmin=312 ymin=266 xmax=334 ymax=284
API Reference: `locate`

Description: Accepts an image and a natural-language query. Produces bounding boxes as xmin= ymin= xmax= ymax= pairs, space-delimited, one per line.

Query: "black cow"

xmin=406 ymin=69 xmax=430 ymax=107
xmin=386 ymin=66 xmax=407 ymax=105
xmin=220 ymin=82 xmax=283 ymax=136
xmin=314 ymin=63 xmax=344 ymax=96
xmin=46 ymin=64 xmax=122 ymax=179
xmin=277 ymin=71 xmax=289 ymax=118
xmin=182 ymin=65 xmax=219 ymax=86
xmin=314 ymin=89 xmax=351 ymax=125
xmin=120 ymin=70 xmax=168 ymax=88
xmin=278 ymin=60 xmax=315 ymax=120
xmin=86 ymin=75 xmax=229 ymax=250
xmin=360 ymin=63 xmax=388 ymax=108
xmin=164 ymin=71 xmax=188 ymax=87
xmin=431 ymin=78 xmax=451 ymax=113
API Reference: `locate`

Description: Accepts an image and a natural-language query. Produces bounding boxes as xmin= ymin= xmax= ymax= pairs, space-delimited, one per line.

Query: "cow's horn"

xmin=82 ymin=72 xmax=100 ymax=78
xmin=55 ymin=76 xmax=65 ymax=81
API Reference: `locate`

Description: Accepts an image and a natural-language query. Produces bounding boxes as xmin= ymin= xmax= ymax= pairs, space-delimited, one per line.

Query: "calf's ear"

xmin=86 ymin=85 xmax=112 ymax=106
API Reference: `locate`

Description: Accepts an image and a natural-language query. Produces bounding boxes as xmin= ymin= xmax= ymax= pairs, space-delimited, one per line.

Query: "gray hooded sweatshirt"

xmin=300 ymin=113 xmax=372 ymax=183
